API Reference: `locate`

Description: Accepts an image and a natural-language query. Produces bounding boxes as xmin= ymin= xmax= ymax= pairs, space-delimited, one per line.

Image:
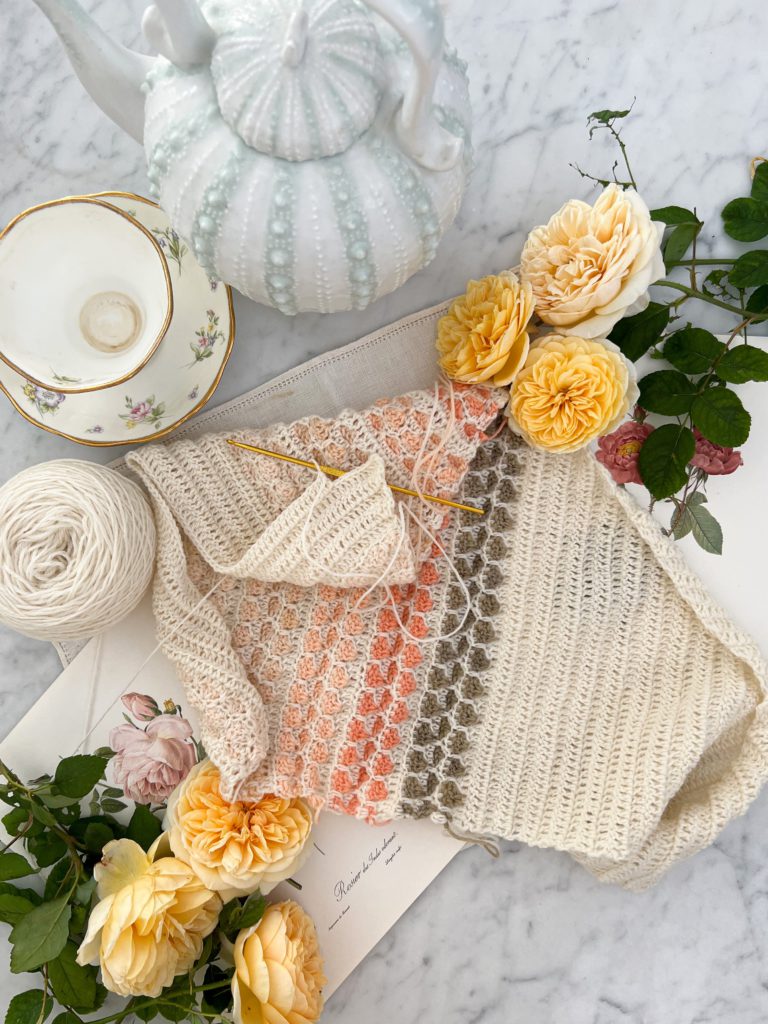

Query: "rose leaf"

xmin=638 ymin=370 xmax=697 ymax=416
xmin=4 ymin=990 xmax=53 ymax=1024
xmin=0 ymin=853 xmax=36 ymax=882
xmin=638 ymin=424 xmax=695 ymax=499
xmin=688 ymin=503 xmax=724 ymax=555
xmin=663 ymin=222 xmax=701 ymax=264
xmin=751 ymin=162 xmax=768 ymax=203
xmin=609 ymin=302 xmax=670 ymax=362
xmin=238 ymin=892 xmax=266 ymax=930
xmin=53 ymin=756 xmax=108 ymax=799
xmin=48 ymin=942 xmax=99 ymax=1012
xmin=650 ymin=205 xmax=700 ymax=226
xmin=690 ymin=389 xmax=751 ymax=447
xmin=728 ymin=250 xmax=768 ymax=289
xmin=722 ymin=197 xmax=768 ymax=242
xmin=664 ymin=328 xmax=724 ymax=374
xmin=10 ymin=897 xmax=72 ymax=973
xmin=126 ymin=804 xmax=163 ymax=852
xmin=717 ymin=345 xmax=768 ymax=384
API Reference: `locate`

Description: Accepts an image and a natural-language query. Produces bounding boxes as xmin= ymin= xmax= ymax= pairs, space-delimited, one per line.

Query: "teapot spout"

xmin=32 ymin=0 xmax=153 ymax=142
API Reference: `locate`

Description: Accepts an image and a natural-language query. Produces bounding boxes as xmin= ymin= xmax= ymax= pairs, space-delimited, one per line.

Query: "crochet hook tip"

xmin=226 ymin=439 xmax=485 ymax=516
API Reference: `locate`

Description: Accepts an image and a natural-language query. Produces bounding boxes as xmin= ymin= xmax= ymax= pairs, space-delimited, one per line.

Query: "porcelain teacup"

xmin=0 ymin=197 xmax=173 ymax=393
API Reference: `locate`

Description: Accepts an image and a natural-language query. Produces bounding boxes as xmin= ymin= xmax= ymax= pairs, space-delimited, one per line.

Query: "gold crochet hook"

xmin=226 ymin=439 xmax=485 ymax=516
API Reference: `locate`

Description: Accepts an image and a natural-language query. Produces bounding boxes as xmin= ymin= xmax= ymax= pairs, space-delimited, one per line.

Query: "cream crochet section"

xmin=452 ymin=440 xmax=768 ymax=890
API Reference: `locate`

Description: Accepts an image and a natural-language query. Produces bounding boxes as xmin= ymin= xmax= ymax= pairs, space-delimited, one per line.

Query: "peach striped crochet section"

xmin=128 ymin=385 xmax=506 ymax=817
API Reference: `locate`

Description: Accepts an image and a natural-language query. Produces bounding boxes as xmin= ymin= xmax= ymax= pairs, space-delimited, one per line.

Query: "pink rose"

xmin=109 ymin=715 xmax=197 ymax=804
xmin=596 ymin=420 xmax=654 ymax=485
xmin=122 ymin=693 xmax=160 ymax=722
xmin=130 ymin=401 xmax=152 ymax=420
xmin=690 ymin=429 xmax=743 ymax=476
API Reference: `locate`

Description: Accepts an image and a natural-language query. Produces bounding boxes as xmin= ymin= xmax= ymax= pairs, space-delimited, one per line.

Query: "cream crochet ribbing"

xmin=452 ymin=441 xmax=768 ymax=890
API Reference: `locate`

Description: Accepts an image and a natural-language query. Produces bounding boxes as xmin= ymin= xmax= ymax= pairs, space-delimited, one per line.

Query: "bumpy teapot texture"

xmin=33 ymin=0 xmax=472 ymax=314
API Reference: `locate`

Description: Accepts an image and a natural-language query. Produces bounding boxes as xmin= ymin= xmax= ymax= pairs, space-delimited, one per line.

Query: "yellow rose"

xmin=165 ymin=759 xmax=313 ymax=900
xmin=507 ymin=335 xmax=638 ymax=453
xmin=76 ymin=837 xmax=221 ymax=997
xmin=436 ymin=272 xmax=534 ymax=386
xmin=233 ymin=901 xmax=326 ymax=1024
xmin=521 ymin=184 xmax=665 ymax=338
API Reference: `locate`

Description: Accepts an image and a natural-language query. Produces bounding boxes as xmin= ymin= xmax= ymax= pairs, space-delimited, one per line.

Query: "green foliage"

xmin=746 ymin=284 xmax=768 ymax=313
xmin=638 ymin=370 xmax=697 ymax=415
xmin=47 ymin=943 xmax=100 ymax=1012
xmin=717 ymin=345 xmax=768 ymax=383
xmin=202 ymin=964 xmax=236 ymax=1015
xmin=650 ymin=206 xmax=703 ymax=264
xmin=609 ymin=302 xmax=670 ymax=361
xmin=728 ymin=250 xmax=768 ymax=288
xmin=751 ymin=161 xmax=768 ymax=202
xmin=0 ymin=853 xmax=36 ymax=881
xmin=126 ymin=804 xmax=163 ymax=851
xmin=722 ymin=197 xmax=768 ymax=242
xmin=27 ymin=833 xmax=68 ymax=869
xmin=238 ymin=891 xmax=267 ymax=930
xmin=218 ymin=891 xmax=266 ymax=943
xmin=663 ymin=221 xmax=701 ymax=263
xmin=4 ymin=990 xmax=53 ymax=1024
xmin=670 ymin=493 xmax=723 ymax=554
xmin=637 ymin=425 xmax=696 ymax=499
xmin=0 ymin=883 xmax=41 ymax=927
xmin=53 ymin=757 xmax=108 ymax=800
xmin=663 ymin=328 xmax=724 ymax=373
xmin=690 ymin=388 xmax=751 ymax=447
xmin=10 ymin=898 xmax=72 ymax=973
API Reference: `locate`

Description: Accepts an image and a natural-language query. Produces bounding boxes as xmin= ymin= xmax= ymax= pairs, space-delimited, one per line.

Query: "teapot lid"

xmin=210 ymin=0 xmax=383 ymax=162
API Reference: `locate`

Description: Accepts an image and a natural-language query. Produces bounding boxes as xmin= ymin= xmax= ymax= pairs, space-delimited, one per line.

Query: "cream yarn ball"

xmin=0 ymin=460 xmax=156 ymax=642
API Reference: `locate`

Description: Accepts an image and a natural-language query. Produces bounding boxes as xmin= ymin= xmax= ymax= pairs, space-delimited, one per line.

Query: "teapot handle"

xmin=363 ymin=0 xmax=463 ymax=172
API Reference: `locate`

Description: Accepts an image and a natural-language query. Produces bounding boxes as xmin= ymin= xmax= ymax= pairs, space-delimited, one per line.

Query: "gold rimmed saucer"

xmin=0 ymin=192 xmax=235 ymax=447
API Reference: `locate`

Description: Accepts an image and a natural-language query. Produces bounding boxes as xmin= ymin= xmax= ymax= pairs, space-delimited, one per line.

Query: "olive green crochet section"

xmin=399 ymin=433 xmax=521 ymax=822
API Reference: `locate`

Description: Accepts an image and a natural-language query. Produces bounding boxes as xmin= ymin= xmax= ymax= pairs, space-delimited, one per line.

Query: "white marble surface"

xmin=2 ymin=1 xmax=768 ymax=1021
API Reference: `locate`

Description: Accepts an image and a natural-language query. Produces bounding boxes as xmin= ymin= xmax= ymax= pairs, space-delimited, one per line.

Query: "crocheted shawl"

xmin=128 ymin=384 xmax=768 ymax=891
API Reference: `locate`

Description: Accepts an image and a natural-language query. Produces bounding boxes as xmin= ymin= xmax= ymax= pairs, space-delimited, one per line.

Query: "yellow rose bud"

xmin=76 ymin=837 xmax=221 ymax=998
xmin=165 ymin=759 xmax=313 ymax=900
xmin=507 ymin=335 xmax=638 ymax=453
xmin=436 ymin=272 xmax=534 ymax=386
xmin=232 ymin=901 xmax=326 ymax=1024
xmin=520 ymin=184 xmax=665 ymax=339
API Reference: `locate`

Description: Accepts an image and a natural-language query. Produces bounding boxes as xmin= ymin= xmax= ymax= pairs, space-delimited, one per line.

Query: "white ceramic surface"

xmin=31 ymin=0 xmax=471 ymax=314
xmin=0 ymin=196 xmax=172 ymax=391
xmin=3 ymin=2 xmax=768 ymax=1023
xmin=0 ymin=193 xmax=234 ymax=444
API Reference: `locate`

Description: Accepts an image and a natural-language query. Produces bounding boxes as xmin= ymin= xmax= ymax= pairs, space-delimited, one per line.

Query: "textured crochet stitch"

xmin=128 ymin=384 xmax=768 ymax=891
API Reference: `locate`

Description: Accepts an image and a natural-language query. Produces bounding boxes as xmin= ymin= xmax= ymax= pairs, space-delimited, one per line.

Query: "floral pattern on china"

xmin=0 ymin=192 xmax=234 ymax=446
xmin=31 ymin=0 xmax=472 ymax=313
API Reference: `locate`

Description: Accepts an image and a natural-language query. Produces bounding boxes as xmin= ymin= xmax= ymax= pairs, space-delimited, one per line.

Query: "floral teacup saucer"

xmin=0 ymin=192 xmax=234 ymax=446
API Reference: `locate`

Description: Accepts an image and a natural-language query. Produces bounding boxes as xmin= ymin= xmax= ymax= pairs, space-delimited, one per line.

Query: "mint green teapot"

xmin=32 ymin=0 xmax=471 ymax=314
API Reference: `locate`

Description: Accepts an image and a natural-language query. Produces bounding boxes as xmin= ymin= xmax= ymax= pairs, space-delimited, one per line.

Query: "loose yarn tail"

xmin=431 ymin=811 xmax=501 ymax=857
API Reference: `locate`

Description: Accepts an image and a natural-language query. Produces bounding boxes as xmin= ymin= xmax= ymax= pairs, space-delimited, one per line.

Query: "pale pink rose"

xmin=122 ymin=693 xmax=160 ymax=722
xmin=110 ymin=716 xmax=197 ymax=804
xmin=130 ymin=401 xmax=152 ymax=421
xmin=596 ymin=420 xmax=654 ymax=485
xmin=690 ymin=429 xmax=743 ymax=476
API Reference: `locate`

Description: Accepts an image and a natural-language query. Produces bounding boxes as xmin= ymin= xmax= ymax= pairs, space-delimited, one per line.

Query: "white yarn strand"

xmin=0 ymin=460 xmax=156 ymax=641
